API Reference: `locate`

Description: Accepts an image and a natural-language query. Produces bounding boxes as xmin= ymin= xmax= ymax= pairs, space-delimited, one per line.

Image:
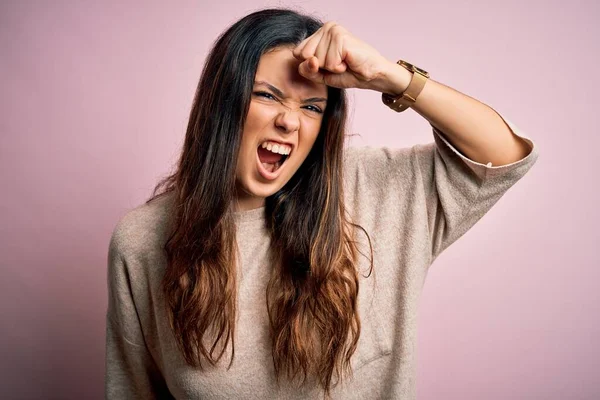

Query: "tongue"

xmin=257 ymin=146 xmax=283 ymax=163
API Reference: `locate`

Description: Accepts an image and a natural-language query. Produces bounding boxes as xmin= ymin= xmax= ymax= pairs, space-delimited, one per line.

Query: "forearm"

xmin=374 ymin=61 xmax=532 ymax=167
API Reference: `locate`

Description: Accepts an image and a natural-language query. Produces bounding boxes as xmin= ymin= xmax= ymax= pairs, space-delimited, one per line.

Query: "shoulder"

xmin=109 ymin=191 xmax=176 ymax=261
xmin=343 ymin=144 xmax=424 ymax=167
xmin=342 ymin=144 xmax=426 ymax=186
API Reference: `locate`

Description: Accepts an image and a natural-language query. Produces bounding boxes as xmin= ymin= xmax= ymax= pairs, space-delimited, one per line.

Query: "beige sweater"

xmin=105 ymin=111 xmax=539 ymax=399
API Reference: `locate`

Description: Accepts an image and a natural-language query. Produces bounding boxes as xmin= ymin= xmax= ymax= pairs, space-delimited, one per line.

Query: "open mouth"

xmin=259 ymin=153 xmax=288 ymax=173
xmin=257 ymin=143 xmax=291 ymax=175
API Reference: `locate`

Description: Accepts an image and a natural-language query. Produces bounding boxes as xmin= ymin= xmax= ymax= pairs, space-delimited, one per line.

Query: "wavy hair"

xmin=146 ymin=7 xmax=373 ymax=397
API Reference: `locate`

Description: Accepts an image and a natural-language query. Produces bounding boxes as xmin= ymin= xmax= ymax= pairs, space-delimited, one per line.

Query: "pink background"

xmin=1 ymin=1 xmax=598 ymax=399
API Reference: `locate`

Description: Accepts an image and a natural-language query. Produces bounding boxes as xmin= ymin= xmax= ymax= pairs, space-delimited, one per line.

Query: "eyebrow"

xmin=254 ymin=81 xmax=327 ymax=104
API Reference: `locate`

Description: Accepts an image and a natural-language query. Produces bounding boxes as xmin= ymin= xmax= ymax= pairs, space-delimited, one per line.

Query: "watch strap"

xmin=382 ymin=60 xmax=429 ymax=112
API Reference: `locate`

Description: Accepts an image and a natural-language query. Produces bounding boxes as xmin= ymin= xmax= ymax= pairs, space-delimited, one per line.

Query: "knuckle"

xmin=324 ymin=21 xmax=337 ymax=30
xmin=326 ymin=62 xmax=338 ymax=71
xmin=330 ymin=24 xmax=344 ymax=35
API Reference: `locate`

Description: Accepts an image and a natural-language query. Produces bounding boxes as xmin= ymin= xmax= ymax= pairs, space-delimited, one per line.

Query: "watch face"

xmin=382 ymin=93 xmax=393 ymax=105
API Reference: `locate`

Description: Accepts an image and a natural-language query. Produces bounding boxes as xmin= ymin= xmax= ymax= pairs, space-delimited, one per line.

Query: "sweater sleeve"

xmin=414 ymin=109 xmax=539 ymax=262
xmin=343 ymin=108 xmax=539 ymax=265
xmin=105 ymin=222 xmax=172 ymax=399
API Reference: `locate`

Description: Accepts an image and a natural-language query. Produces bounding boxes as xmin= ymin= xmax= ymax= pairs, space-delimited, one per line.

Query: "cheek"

xmin=239 ymin=106 xmax=266 ymax=159
xmin=244 ymin=102 xmax=276 ymax=133
xmin=300 ymin=122 xmax=322 ymax=149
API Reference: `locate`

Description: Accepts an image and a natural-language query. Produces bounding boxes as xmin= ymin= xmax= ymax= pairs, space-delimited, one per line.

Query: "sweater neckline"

xmin=233 ymin=206 xmax=266 ymax=224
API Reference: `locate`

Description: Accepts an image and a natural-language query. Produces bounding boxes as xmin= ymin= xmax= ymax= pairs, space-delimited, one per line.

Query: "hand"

xmin=292 ymin=22 xmax=399 ymax=92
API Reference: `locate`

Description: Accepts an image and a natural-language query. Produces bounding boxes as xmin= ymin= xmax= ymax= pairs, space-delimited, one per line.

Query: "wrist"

xmin=369 ymin=59 xmax=412 ymax=95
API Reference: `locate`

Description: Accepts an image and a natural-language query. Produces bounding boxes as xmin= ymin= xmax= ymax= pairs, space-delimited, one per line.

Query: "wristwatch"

xmin=381 ymin=59 xmax=429 ymax=112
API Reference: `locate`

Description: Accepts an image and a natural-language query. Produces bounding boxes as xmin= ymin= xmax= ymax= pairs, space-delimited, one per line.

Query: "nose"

xmin=274 ymin=109 xmax=299 ymax=134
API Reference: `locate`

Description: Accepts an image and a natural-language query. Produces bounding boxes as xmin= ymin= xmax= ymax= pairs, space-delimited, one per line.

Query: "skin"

xmin=234 ymin=45 xmax=328 ymax=212
xmin=235 ymin=21 xmax=531 ymax=211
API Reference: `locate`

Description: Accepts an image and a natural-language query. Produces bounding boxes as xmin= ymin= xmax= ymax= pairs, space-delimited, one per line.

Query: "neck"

xmin=233 ymin=188 xmax=266 ymax=212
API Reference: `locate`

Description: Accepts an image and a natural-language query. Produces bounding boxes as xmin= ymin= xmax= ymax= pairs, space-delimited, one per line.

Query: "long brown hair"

xmin=146 ymin=8 xmax=373 ymax=397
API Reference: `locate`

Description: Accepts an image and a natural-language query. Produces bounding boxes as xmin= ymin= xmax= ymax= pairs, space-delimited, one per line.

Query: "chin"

xmin=238 ymin=178 xmax=280 ymax=201
xmin=235 ymin=158 xmax=297 ymax=202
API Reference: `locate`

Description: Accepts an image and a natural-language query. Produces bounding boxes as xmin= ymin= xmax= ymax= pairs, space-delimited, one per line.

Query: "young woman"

xmin=105 ymin=8 xmax=538 ymax=399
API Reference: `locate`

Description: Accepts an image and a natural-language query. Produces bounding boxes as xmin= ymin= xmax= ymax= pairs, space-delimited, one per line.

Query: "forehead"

xmin=254 ymin=46 xmax=327 ymax=96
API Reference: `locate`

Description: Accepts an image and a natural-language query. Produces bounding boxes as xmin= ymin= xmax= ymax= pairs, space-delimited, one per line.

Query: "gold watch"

xmin=381 ymin=59 xmax=429 ymax=112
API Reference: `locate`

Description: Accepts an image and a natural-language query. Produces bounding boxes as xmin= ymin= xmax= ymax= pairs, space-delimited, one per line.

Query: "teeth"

xmin=261 ymin=140 xmax=291 ymax=155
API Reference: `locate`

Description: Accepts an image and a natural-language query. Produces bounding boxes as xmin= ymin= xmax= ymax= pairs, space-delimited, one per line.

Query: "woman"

xmin=105 ymin=7 xmax=538 ymax=399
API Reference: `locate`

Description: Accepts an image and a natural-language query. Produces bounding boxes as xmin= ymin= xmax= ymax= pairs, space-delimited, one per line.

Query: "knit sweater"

xmin=105 ymin=110 xmax=539 ymax=399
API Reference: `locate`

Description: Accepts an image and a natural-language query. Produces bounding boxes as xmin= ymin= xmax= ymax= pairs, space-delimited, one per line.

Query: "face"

xmin=234 ymin=45 xmax=328 ymax=211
